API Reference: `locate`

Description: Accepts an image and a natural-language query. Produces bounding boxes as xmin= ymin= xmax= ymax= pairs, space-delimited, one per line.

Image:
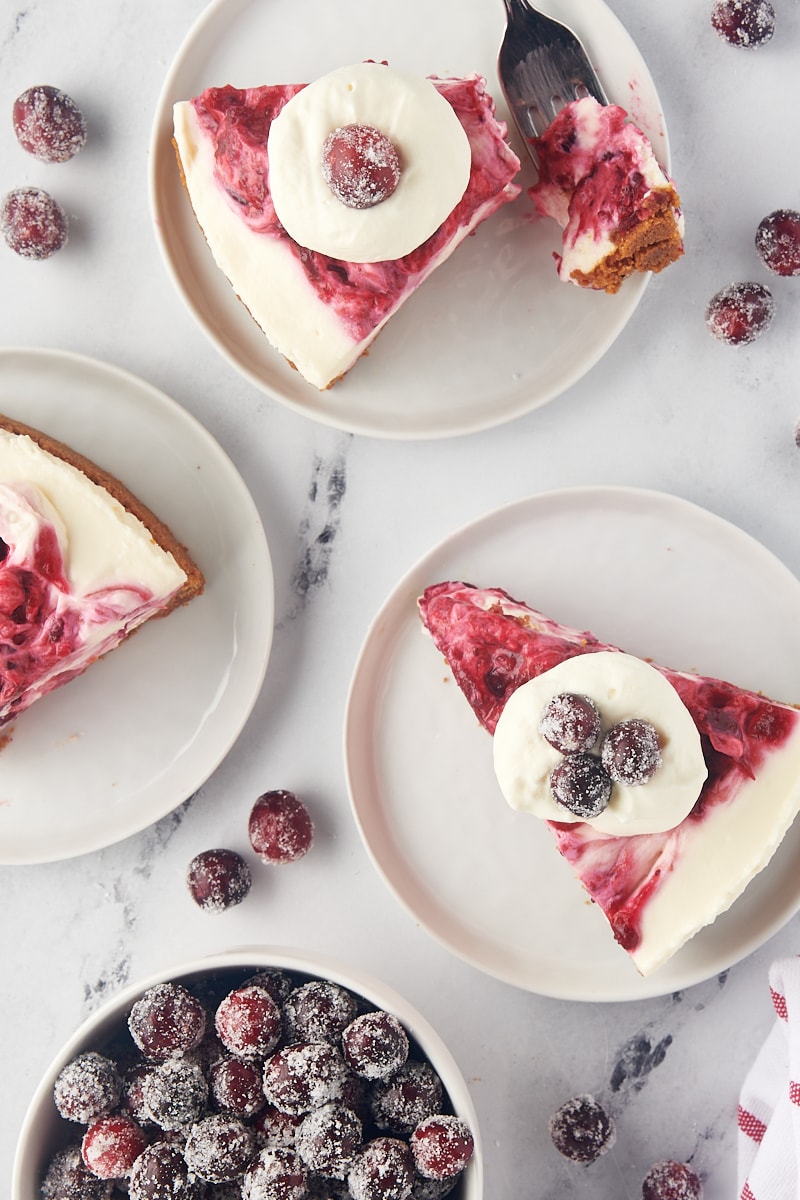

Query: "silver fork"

xmin=498 ymin=0 xmax=608 ymax=164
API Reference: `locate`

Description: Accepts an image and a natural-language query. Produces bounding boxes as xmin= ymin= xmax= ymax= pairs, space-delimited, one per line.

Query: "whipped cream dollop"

xmin=493 ymin=651 xmax=708 ymax=836
xmin=267 ymin=62 xmax=472 ymax=262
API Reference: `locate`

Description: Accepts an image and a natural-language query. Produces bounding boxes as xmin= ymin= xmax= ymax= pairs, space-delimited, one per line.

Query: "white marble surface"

xmin=3 ymin=1 xmax=800 ymax=1198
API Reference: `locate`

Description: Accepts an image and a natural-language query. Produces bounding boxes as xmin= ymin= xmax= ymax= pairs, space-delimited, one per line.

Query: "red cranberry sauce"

xmin=191 ymin=76 xmax=517 ymax=344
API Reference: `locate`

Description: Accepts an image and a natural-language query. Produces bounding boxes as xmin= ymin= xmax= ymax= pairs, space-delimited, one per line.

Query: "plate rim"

xmin=0 ymin=344 xmax=274 ymax=865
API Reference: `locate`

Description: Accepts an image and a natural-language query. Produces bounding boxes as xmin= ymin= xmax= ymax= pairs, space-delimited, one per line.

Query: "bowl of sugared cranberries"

xmin=12 ymin=948 xmax=481 ymax=1200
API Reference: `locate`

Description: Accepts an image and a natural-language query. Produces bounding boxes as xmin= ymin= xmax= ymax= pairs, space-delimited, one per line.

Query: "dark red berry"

xmin=539 ymin=693 xmax=601 ymax=754
xmin=128 ymin=1141 xmax=200 ymax=1200
xmin=242 ymin=1147 xmax=308 ymax=1200
xmin=12 ymin=85 xmax=87 ymax=161
xmin=705 ymin=281 xmax=774 ymax=345
xmin=711 ymin=0 xmax=775 ymax=47
xmin=549 ymin=1095 xmax=615 ymax=1164
xmin=210 ymin=1056 xmax=266 ymax=1117
xmin=128 ymin=983 xmax=207 ymax=1059
xmin=550 ymin=753 xmax=612 ymax=818
xmin=642 ymin=1160 xmax=703 ymax=1200
xmin=141 ymin=1057 xmax=208 ymax=1130
xmin=321 ymin=124 xmax=401 ymax=209
xmin=183 ymin=1113 xmax=257 ymax=1183
xmin=342 ymin=1010 xmax=410 ymax=1080
xmin=187 ymin=848 xmax=251 ymax=912
xmin=242 ymin=968 xmax=296 ymax=1006
xmin=284 ymin=979 xmax=358 ymax=1044
xmin=600 ymin=718 xmax=662 ymax=786
xmin=296 ymin=1101 xmax=363 ymax=1177
xmin=252 ymin=1101 xmax=304 ymax=1149
xmin=81 ymin=1114 xmax=149 ymax=1179
xmin=347 ymin=1137 xmax=415 ymax=1200
xmin=410 ymin=1114 xmax=474 ymax=1180
xmin=369 ymin=1061 xmax=444 ymax=1136
xmin=41 ymin=1144 xmax=113 ymax=1200
xmin=53 ymin=1052 xmax=122 ymax=1123
xmin=215 ymin=984 xmax=282 ymax=1061
xmin=248 ymin=790 xmax=314 ymax=864
xmin=755 ymin=209 xmax=800 ymax=276
xmin=1 ymin=187 xmax=68 ymax=259
xmin=262 ymin=1041 xmax=351 ymax=1115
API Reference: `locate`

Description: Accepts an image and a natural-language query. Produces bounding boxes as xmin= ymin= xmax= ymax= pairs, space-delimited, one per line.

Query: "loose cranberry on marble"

xmin=347 ymin=1137 xmax=415 ymax=1200
xmin=549 ymin=753 xmax=612 ymax=818
xmin=262 ymin=1041 xmax=351 ymax=1115
xmin=1 ymin=187 xmax=68 ymax=259
xmin=12 ymin=84 xmax=87 ymax=161
xmin=539 ymin=693 xmax=601 ymax=754
xmin=215 ymin=984 xmax=282 ymax=1061
xmin=81 ymin=1113 xmax=149 ymax=1179
xmin=128 ymin=1140 xmax=201 ymax=1200
xmin=183 ymin=1113 xmax=257 ymax=1183
xmin=322 ymin=124 xmax=401 ymax=209
xmin=53 ymin=1051 xmax=122 ymax=1123
xmin=342 ymin=1010 xmax=410 ymax=1080
xmin=549 ymin=1094 xmax=616 ymax=1164
xmin=642 ymin=1160 xmax=704 ymax=1200
xmin=41 ymin=1144 xmax=113 ymax=1200
xmin=248 ymin=789 xmax=314 ymax=864
xmin=187 ymin=847 xmax=252 ymax=912
xmin=369 ymin=1061 xmax=444 ymax=1137
xmin=600 ymin=718 xmax=662 ymax=786
xmin=755 ymin=209 xmax=800 ymax=277
xmin=705 ymin=281 xmax=774 ymax=345
xmin=283 ymin=979 xmax=358 ymax=1045
xmin=711 ymin=0 xmax=775 ymax=47
xmin=241 ymin=1147 xmax=308 ymax=1200
xmin=128 ymin=983 xmax=207 ymax=1059
xmin=410 ymin=1114 xmax=474 ymax=1180
xmin=210 ymin=1055 xmax=266 ymax=1118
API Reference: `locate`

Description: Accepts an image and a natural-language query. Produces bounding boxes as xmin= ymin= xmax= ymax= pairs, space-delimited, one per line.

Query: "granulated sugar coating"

xmin=1 ymin=186 xmax=68 ymax=259
xmin=184 ymin=1113 xmax=257 ymax=1183
xmin=53 ymin=1052 xmax=122 ymax=1124
xmin=710 ymin=0 xmax=775 ymax=47
xmin=369 ymin=1061 xmax=444 ymax=1136
xmin=262 ymin=1041 xmax=351 ymax=1115
xmin=755 ymin=209 xmax=800 ymax=277
xmin=140 ymin=1057 xmax=208 ymax=1131
xmin=215 ymin=985 xmax=282 ymax=1060
xmin=127 ymin=982 xmax=207 ymax=1059
xmin=283 ymin=979 xmax=358 ymax=1044
xmin=12 ymin=84 xmax=87 ymax=161
xmin=705 ymin=281 xmax=775 ymax=346
xmin=549 ymin=1094 xmax=616 ymax=1164
xmin=295 ymin=1100 xmax=363 ymax=1176
xmin=248 ymin=790 xmax=314 ymax=864
xmin=342 ymin=1010 xmax=410 ymax=1080
xmin=41 ymin=1144 xmax=113 ymax=1199
xmin=642 ymin=1159 xmax=704 ymax=1200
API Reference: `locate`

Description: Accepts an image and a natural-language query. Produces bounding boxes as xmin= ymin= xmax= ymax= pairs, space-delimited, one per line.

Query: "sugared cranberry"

xmin=215 ymin=984 xmax=282 ymax=1061
xmin=241 ymin=1147 xmax=308 ymax=1200
xmin=342 ymin=1011 xmax=410 ymax=1080
xmin=210 ymin=1056 xmax=266 ymax=1117
xmin=1 ymin=187 xmax=68 ymax=259
xmin=184 ymin=1113 xmax=257 ymax=1183
xmin=322 ymin=124 xmax=401 ymax=209
xmin=248 ymin=789 xmax=314 ymax=864
xmin=600 ymin=719 xmax=662 ymax=786
xmin=549 ymin=753 xmax=612 ymax=818
xmin=128 ymin=983 xmax=207 ymax=1060
xmin=121 ymin=1063 xmax=157 ymax=1124
xmin=369 ymin=1061 xmax=444 ymax=1137
xmin=549 ymin=1095 xmax=616 ymax=1164
xmin=187 ymin=847 xmax=252 ymax=912
xmin=410 ymin=1114 xmax=474 ymax=1181
xmin=755 ymin=209 xmax=800 ymax=276
xmin=252 ymin=1101 xmax=304 ymax=1149
xmin=408 ymin=1179 xmax=459 ymax=1199
xmin=642 ymin=1160 xmax=703 ymax=1200
xmin=284 ymin=979 xmax=358 ymax=1045
xmin=12 ymin=85 xmax=87 ymax=161
xmin=128 ymin=1140 xmax=200 ymax=1200
xmin=262 ymin=1041 xmax=351 ymax=1115
xmin=347 ymin=1137 xmax=415 ymax=1200
xmin=711 ymin=0 xmax=775 ymax=47
xmin=705 ymin=281 xmax=774 ymax=345
xmin=243 ymin=967 xmax=296 ymax=1006
xmin=141 ymin=1056 xmax=208 ymax=1131
xmin=81 ymin=1113 xmax=149 ymax=1179
xmin=539 ymin=693 xmax=601 ymax=754
xmin=41 ymin=1144 xmax=113 ymax=1200
xmin=53 ymin=1051 xmax=122 ymax=1123
xmin=296 ymin=1101 xmax=363 ymax=1178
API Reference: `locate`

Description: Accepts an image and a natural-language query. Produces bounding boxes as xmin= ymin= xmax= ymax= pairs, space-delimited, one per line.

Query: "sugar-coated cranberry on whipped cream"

xmin=493 ymin=652 xmax=708 ymax=835
xmin=529 ymin=96 xmax=684 ymax=294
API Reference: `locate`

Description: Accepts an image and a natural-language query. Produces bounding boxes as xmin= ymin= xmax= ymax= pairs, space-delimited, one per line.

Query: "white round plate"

xmin=0 ymin=347 xmax=273 ymax=865
xmin=150 ymin=0 xmax=671 ymax=439
xmin=344 ymin=488 xmax=800 ymax=1001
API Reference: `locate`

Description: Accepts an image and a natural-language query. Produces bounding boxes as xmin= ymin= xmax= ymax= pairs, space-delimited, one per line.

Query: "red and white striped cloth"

xmin=738 ymin=958 xmax=800 ymax=1200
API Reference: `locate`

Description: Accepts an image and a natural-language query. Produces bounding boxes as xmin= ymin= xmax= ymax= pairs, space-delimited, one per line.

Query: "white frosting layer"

xmin=0 ymin=430 xmax=186 ymax=597
xmin=493 ymin=651 xmax=708 ymax=835
xmin=267 ymin=63 xmax=472 ymax=262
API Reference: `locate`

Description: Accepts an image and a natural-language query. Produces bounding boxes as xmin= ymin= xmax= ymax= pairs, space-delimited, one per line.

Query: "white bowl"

xmin=12 ymin=946 xmax=482 ymax=1200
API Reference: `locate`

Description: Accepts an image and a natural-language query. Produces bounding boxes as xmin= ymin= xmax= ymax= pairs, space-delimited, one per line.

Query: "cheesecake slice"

xmin=0 ymin=415 xmax=204 ymax=726
xmin=172 ymin=64 xmax=521 ymax=389
xmin=418 ymin=581 xmax=800 ymax=975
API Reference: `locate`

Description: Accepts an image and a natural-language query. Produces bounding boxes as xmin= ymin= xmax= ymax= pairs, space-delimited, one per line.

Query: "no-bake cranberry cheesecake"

xmin=418 ymin=581 xmax=800 ymax=975
xmin=172 ymin=61 xmax=521 ymax=389
xmin=0 ymin=414 xmax=204 ymax=727
xmin=529 ymin=96 xmax=684 ymax=294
